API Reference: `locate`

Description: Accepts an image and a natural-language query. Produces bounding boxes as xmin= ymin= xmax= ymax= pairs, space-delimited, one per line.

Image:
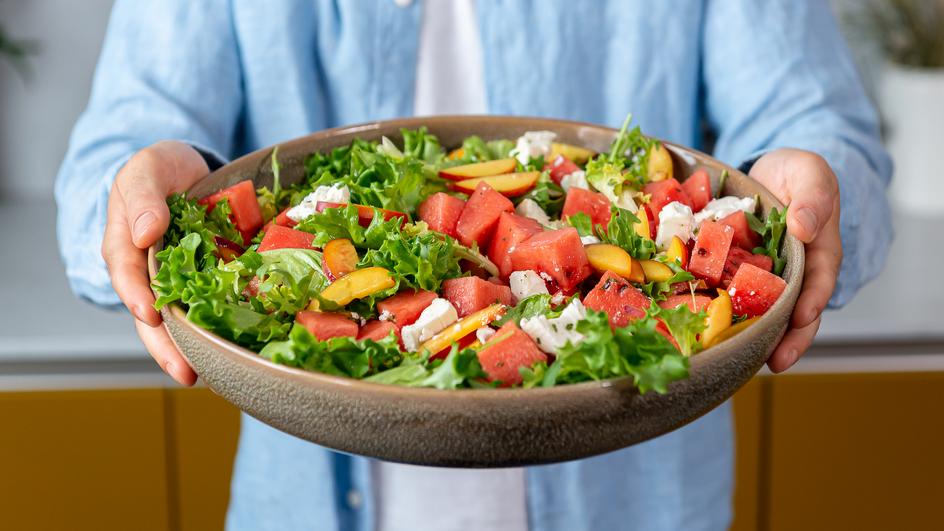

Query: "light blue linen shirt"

xmin=55 ymin=1 xmax=892 ymax=530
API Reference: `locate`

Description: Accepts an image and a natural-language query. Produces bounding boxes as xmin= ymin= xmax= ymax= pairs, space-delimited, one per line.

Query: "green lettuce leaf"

xmin=516 ymin=172 xmax=565 ymax=218
xmin=747 ymin=206 xmax=788 ymax=275
xmin=261 ymin=324 xmax=404 ymax=378
xmin=650 ymin=301 xmax=707 ymax=357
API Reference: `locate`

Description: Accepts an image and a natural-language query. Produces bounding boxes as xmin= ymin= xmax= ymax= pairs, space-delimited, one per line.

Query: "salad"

xmin=152 ymin=117 xmax=787 ymax=393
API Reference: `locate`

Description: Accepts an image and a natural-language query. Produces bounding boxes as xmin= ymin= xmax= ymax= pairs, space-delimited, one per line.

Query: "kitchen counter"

xmin=1 ymin=199 xmax=941 ymax=388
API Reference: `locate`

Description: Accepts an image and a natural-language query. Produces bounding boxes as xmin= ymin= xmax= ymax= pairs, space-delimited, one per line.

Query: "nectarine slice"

xmin=705 ymin=315 xmax=758 ymax=348
xmin=634 ymin=205 xmax=652 ymax=240
xmin=323 ymin=238 xmax=359 ymax=281
xmin=446 ymin=147 xmax=465 ymax=161
xmin=439 ymin=158 xmax=517 ymax=181
xmin=451 ymin=171 xmax=539 ymax=197
xmin=666 ymin=236 xmax=689 ymax=269
xmin=418 ymin=303 xmax=506 ymax=356
xmin=640 ymin=259 xmax=674 ymax=283
xmin=702 ymin=289 xmax=733 ymax=347
xmin=313 ymin=267 xmax=395 ymax=308
xmin=586 ymin=243 xmax=636 ymax=280
xmin=549 ymin=142 xmax=596 ymax=164
xmin=647 ymin=143 xmax=673 ymax=182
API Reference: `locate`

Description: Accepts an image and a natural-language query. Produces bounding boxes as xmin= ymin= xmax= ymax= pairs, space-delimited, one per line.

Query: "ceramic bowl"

xmin=148 ymin=116 xmax=803 ymax=467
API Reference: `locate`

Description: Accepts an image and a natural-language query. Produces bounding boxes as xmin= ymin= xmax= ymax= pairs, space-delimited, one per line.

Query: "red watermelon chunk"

xmin=357 ymin=320 xmax=398 ymax=342
xmin=681 ymin=169 xmax=712 ymax=212
xmin=643 ymin=178 xmax=693 ymax=230
xmin=562 ymin=187 xmax=612 ymax=228
xmin=582 ymin=271 xmax=650 ymax=328
xmin=376 ymin=289 xmax=438 ymax=327
xmin=689 ymin=221 xmax=735 ymax=286
xmin=441 ymin=276 xmax=513 ymax=318
xmin=418 ymin=192 xmax=466 ymax=238
xmin=719 ymin=210 xmax=761 ymax=251
xmin=199 ymin=180 xmax=264 ymax=244
xmin=455 ymin=182 xmax=515 ymax=248
xmin=295 ymin=311 xmax=359 ymax=341
xmin=257 ymin=225 xmax=316 ymax=252
xmin=476 ymin=322 xmax=547 ymax=386
xmin=510 ymin=227 xmax=592 ymax=292
xmin=728 ymin=263 xmax=786 ymax=317
xmin=487 ymin=212 xmax=544 ymax=278
xmin=545 ymin=155 xmax=581 ymax=185
xmin=658 ymin=293 xmax=713 ymax=312
xmin=721 ymin=247 xmax=774 ymax=288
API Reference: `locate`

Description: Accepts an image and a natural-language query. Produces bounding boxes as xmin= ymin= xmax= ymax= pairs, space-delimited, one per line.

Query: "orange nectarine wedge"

xmin=666 ymin=236 xmax=689 ymax=269
xmin=586 ymin=243 xmax=636 ymax=280
xmin=446 ymin=147 xmax=465 ymax=161
xmin=312 ymin=267 xmax=395 ymax=309
xmin=634 ymin=206 xmax=652 ymax=240
xmin=323 ymin=238 xmax=359 ymax=281
xmin=702 ymin=288 xmax=733 ymax=347
xmin=418 ymin=303 xmax=506 ymax=356
xmin=640 ymin=259 xmax=674 ymax=283
xmin=439 ymin=158 xmax=517 ymax=181
xmin=706 ymin=315 xmax=758 ymax=348
xmin=550 ymin=142 xmax=596 ymax=164
xmin=647 ymin=143 xmax=673 ymax=182
xmin=451 ymin=171 xmax=540 ymax=197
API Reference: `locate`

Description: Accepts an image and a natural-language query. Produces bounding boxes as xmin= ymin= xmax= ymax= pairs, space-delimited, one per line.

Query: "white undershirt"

xmin=372 ymin=2 xmax=528 ymax=531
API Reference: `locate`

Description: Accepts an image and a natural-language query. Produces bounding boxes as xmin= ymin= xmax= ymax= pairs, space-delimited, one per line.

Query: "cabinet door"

xmin=168 ymin=388 xmax=241 ymax=531
xmin=731 ymin=377 xmax=764 ymax=531
xmin=0 ymin=389 xmax=170 ymax=531
xmin=765 ymin=372 xmax=944 ymax=531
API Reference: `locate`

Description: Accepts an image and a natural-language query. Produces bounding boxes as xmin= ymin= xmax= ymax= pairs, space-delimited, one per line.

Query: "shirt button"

xmin=393 ymin=0 xmax=412 ymax=7
xmin=346 ymin=489 xmax=363 ymax=509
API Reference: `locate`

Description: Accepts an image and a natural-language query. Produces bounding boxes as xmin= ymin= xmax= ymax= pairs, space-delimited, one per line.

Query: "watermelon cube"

xmin=487 ymin=212 xmax=544 ymax=278
xmin=658 ymin=293 xmax=713 ymax=313
xmin=545 ymin=155 xmax=581 ymax=184
xmin=582 ymin=271 xmax=650 ymax=328
xmin=721 ymin=247 xmax=774 ymax=288
xmin=719 ymin=210 xmax=762 ymax=251
xmin=643 ymin=178 xmax=693 ymax=229
xmin=689 ymin=221 xmax=735 ymax=286
xmin=510 ymin=227 xmax=592 ymax=292
xmin=441 ymin=276 xmax=513 ymax=318
xmin=257 ymin=225 xmax=316 ymax=252
xmin=476 ymin=322 xmax=547 ymax=386
xmin=418 ymin=192 xmax=466 ymax=239
xmin=199 ymin=180 xmax=264 ymax=244
xmin=295 ymin=311 xmax=359 ymax=341
xmin=357 ymin=320 xmax=399 ymax=343
xmin=728 ymin=263 xmax=787 ymax=317
xmin=376 ymin=289 xmax=438 ymax=327
xmin=681 ymin=169 xmax=712 ymax=212
xmin=562 ymin=187 xmax=612 ymax=228
xmin=455 ymin=182 xmax=515 ymax=248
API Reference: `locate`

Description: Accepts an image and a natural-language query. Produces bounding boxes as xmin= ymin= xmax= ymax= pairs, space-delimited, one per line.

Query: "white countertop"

xmin=0 ymin=199 xmax=941 ymax=372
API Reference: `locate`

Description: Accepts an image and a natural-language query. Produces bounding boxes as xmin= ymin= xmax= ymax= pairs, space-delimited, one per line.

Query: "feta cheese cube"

xmin=580 ymin=235 xmax=601 ymax=245
xmin=656 ymin=201 xmax=695 ymax=250
xmin=510 ymin=130 xmax=557 ymax=165
xmin=560 ymin=170 xmax=589 ymax=192
xmin=400 ymin=298 xmax=459 ymax=352
xmin=286 ymin=184 xmax=352 ymax=222
xmin=693 ymin=196 xmax=756 ymax=226
xmin=515 ymin=198 xmax=551 ymax=226
xmin=509 ymin=270 xmax=550 ymax=303
xmin=519 ymin=299 xmax=587 ymax=354
xmin=475 ymin=327 xmax=496 ymax=344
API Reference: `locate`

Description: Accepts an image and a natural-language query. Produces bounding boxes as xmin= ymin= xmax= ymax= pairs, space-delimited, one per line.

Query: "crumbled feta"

xmin=520 ymin=300 xmax=588 ymax=354
xmin=693 ymin=196 xmax=756 ymax=226
xmin=400 ymin=298 xmax=458 ymax=352
xmin=560 ymin=170 xmax=589 ymax=192
xmin=580 ymin=235 xmax=601 ymax=245
xmin=515 ymin=198 xmax=551 ymax=225
xmin=656 ymin=201 xmax=695 ymax=250
xmin=550 ymin=291 xmax=565 ymax=305
xmin=509 ymin=270 xmax=550 ymax=303
xmin=538 ymin=271 xmax=554 ymax=283
xmin=378 ymin=310 xmax=393 ymax=322
xmin=614 ymin=190 xmax=639 ymax=213
xmin=510 ymin=130 xmax=557 ymax=165
xmin=286 ymin=184 xmax=352 ymax=222
xmin=475 ymin=327 xmax=496 ymax=344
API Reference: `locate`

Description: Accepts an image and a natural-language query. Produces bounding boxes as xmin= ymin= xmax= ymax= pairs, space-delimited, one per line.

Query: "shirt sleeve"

xmin=54 ymin=0 xmax=243 ymax=307
xmin=701 ymin=0 xmax=893 ymax=308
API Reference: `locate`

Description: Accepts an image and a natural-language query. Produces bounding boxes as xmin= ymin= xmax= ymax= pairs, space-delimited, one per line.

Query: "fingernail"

xmin=788 ymin=349 xmax=799 ymax=367
xmin=132 ymin=211 xmax=157 ymax=243
xmin=165 ymin=361 xmax=177 ymax=377
xmin=796 ymin=207 xmax=819 ymax=239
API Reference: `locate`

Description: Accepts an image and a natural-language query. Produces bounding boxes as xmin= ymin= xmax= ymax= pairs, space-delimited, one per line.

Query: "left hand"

xmin=748 ymin=149 xmax=842 ymax=373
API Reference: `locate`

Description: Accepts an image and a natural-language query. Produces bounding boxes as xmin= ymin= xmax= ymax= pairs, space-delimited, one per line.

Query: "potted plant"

xmin=851 ymin=1 xmax=944 ymax=215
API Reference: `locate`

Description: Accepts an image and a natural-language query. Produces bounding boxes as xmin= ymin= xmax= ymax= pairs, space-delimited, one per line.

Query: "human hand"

xmin=102 ymin=141 xmax=209 ymax=385
xmin=748 ymin=149 xmax=842 ymax=373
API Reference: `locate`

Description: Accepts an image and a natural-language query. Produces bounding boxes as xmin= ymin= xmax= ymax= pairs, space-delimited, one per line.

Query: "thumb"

xmin=116 ymin=141 xmax=210 ymax=249
xmin=786 ymin=180 xmax=838 ymax=244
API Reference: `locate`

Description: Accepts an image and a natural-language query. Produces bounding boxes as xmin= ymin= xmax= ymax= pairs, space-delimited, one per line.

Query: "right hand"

xmin=102 ymin=141 xmax=209 ymax=385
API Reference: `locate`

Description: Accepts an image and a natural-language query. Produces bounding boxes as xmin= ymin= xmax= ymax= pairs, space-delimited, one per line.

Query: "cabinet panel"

xmin=730 ymin=377 xmax=764 ymax=531
xmin=0 ymin=389 xmax=170 ymax=531
xmin=765 ymin=372 xmax=944 ymax=531
xmin=168 ymin=388 xmax=241 ymax=531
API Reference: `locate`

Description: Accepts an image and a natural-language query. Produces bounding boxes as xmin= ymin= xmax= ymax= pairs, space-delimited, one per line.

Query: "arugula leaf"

xmin=261 ymin=324 xmax=404 ymax=378
xmin=585 ymin=114 xmax=656 ymax=200
xmin=596 ymin=207 xmax=656 ymax=260
xmin=747 ymin=206 xmax=788 ymax=275
xmin=515 ymin=172 xmax=564 ymax=218
xmin=639 ymin=259 xmax=696 ymax=301
xmin=542 ymin=308 xmax=689 ymax=394
xmin=494 ymin=294 xmax=555 ymax=327
xmin=650 ymin=301 xmax=707 ymax=357
xmin=565 ymin=212 xmax=594 ymax=236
